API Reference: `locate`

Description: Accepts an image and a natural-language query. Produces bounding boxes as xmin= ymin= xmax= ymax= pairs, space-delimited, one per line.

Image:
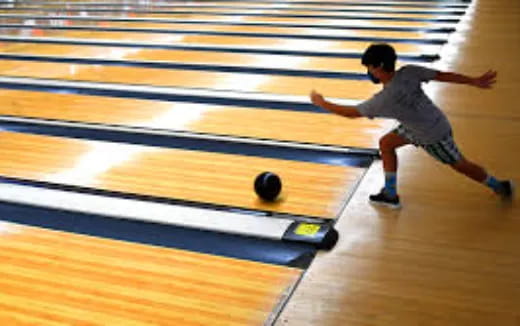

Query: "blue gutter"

xmin=0 ymin=200 xmax=317 ymax=268
xmin=0 ymin=53 xmax=368 ymax=79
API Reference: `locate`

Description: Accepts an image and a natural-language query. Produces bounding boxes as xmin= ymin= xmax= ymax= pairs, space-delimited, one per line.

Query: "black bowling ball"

xmin=254 ymin=172 xmax=282 ymax=201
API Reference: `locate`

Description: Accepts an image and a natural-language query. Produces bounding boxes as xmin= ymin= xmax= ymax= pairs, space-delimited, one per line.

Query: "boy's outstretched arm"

xmin=310 ymin=90 xmax=362 ymax=118
xmin=434 ymin=70 xmax=497 ymax=88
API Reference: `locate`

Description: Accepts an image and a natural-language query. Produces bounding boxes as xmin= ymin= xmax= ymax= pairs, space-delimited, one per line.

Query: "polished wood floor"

xmin=0 ymin=89 xmax=394 ymax=148
xmin=277 ymin=0 xmax=520 ymax=324
xmin=0 ymin=130 xmax=365 ymax=217
xmin=2 ymin=0 xmax=517 ymax=325
xmin=0 ymin=220 xmax=302 ymax=325
xmin=0 ymin=58 xmax=383 ymax=99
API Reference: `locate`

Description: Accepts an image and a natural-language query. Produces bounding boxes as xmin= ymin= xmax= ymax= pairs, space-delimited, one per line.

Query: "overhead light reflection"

xmin=0 ymin=221 xmax=20 ymax=235
xmin=43 ymin=142 xmax=153 ymax=185
xmin=147 ymin=103 xmax=213 ymax=129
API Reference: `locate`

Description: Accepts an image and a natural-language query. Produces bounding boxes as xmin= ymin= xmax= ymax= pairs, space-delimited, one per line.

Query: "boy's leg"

xmin=369 ymin=130 xmax=410 ymax=208
xmin=449 ymin=158 xmax=486 ymax=182
xmin=421 ymin=135 xmax=514 ymax=199
xmin=380 ymin=132 xmax=411 ymax=173
xmin=450 ymin=158 xmax=514 ymax=198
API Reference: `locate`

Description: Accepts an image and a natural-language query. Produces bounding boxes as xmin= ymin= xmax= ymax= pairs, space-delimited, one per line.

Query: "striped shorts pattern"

xmin=393 ymin=125 xmax=462 ymax=164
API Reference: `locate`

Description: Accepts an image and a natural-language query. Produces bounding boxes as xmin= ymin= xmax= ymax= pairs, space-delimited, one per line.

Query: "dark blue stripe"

xmin=0 ymin=4 xmax=467 ymax=15
xmin=0 ymin=121 xmax=375 ymax=167
xmin=0 ymin=8 xmax=461 ymax=22
xmin=0 ymin=24 xmax=447 ymax=45
xmin=0 ymin=37 xmax=441 ymax=62
xmin=0 ymin=53 xmax=357 ymax=80
xmin=0 ymin=15 xmax=457 ymax=33
xmin=0 ymin=201 xmax=316 ymax=268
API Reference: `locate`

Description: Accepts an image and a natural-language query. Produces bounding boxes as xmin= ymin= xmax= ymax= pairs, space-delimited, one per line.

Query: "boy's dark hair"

xmin=361 ymin=43 xmax=397 ymax=72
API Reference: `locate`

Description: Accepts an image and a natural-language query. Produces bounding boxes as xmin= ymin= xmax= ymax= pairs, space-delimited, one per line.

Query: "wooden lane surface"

xmin=0 ymin=23 xmax=441 ymax=54
xmin=0 ymin=90 xmax=394 ymax=149
xmin=0 ymin=0 xmax=466 ymax=10
xmin=0 ymin=59 xmax=384 ymax=100
xmin=0 ymin=42 xmax=374 ymax=73
xmin=0 ymin=18 xmax=450 ymax=40
xmin=0 ymin=6 xmax=454 ymax=19
xmin=0 ymin=220 xmax=302 ymax=325
xmin=0 ymin=2 xmax=467 ymax=12
xmin=0 ymin=11 xmax=452 ymax=28
xmin=0 ymin=0 xmax=467 ymax=5
xmin=0 ymin=131 xmax=365 ymax=218
xmin=0 ymin=0 xmax=468 ymax=7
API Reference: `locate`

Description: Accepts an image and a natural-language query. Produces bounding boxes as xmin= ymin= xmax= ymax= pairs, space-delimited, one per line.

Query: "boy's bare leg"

xmin=450 ymin=158 xmax=487 ymax=182
xmin=379 ymin=132 xmax=410 ymax=173
xmin=450 ymin=158 xmax=514 ymax=198
xmin=371 ymin=132 xmax=410 ymax=205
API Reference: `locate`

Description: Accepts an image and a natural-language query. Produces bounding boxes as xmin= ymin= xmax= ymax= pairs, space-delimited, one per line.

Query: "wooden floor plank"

xmin=0 ymin=131 xmax=365 ymax=217
xmin=0 ymin=5 xmax=454 ymax=20
xmin=0 ymin=89 xmax=395 ymax=148
xmin=0 ymin=19 xmax=442 ymax=53
xmin=0 ymin=221 xmax=302 ymax=326
xmin=276 ymin=0 xmax=520 ymax=324
xmin=0 ymin=45 xmax=392 ymax=105
xmin=0 ymin=58 xmax=384 ymax=99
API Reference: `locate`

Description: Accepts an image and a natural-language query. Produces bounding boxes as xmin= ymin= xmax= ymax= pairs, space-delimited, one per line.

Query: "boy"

xmin=310 ymin=43 xmax=514 ymax=208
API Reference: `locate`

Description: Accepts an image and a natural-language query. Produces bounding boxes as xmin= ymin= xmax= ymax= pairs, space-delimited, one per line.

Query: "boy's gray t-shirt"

xmin=356 ymin=65 xmax=452 ymax=144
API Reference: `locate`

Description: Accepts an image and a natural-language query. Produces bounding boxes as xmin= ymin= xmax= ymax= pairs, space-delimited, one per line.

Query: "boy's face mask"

xmin=367 ymin=70 xmax=381 ymax=84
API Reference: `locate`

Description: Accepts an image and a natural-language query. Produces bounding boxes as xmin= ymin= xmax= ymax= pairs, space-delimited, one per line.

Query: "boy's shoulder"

xmin=395 ymin=64 xmax=438 ymax=82
xmin=398 ymin=64 xmax=425 ymax=73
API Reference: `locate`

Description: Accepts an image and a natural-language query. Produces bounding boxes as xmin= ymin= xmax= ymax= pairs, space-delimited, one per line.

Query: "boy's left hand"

xmin=472 ymin=70 xmax=497 ymax=88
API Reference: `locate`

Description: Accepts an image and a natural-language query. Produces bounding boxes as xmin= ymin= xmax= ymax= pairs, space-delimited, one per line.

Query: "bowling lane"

xmin=0 ymin=5 xmax=458 ymax=20
xmin=0 ymin=22 xmax=441 ymax=53
xmin=0 ymin=42 xmax=374 ymax=73
xmin=0 ymin=130 xmax=365 ymax=218
xmin=0 ymin=58 xmax=383 ymax=99
xmin=0 ymin=11 xmax=455 ymax=28
xmin=0 ymin=0 xmax=468 ymax=6
xmin=0 ymin=89 xmax=394 ymax=148
xmin=0 ymin=18 xmax=449 ymax=41
xmin=0 ymin=220 xmax=303 ymax=325
xmin=0 ymin=27 xmax=441 ymax=55
xmin=0 ymin=1 xmax=468 ymax=12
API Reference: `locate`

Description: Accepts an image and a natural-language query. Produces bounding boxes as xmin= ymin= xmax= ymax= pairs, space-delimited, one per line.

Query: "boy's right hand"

xmin=472 ymin=70 xmax=497 ymax=88
xmin=310 ymin=90 xmax=325 ymax=107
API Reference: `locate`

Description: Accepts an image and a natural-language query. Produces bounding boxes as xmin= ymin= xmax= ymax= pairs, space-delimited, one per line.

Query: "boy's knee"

xmin=379 ymin=134 xmax=402 ymax=152
xmin=379 ymin=135 xmax=391 ymax=149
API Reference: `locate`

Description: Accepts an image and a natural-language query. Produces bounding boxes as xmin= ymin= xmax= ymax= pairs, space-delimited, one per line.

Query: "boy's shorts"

xmin=392 ymin=125 xmax=463 ymax=165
